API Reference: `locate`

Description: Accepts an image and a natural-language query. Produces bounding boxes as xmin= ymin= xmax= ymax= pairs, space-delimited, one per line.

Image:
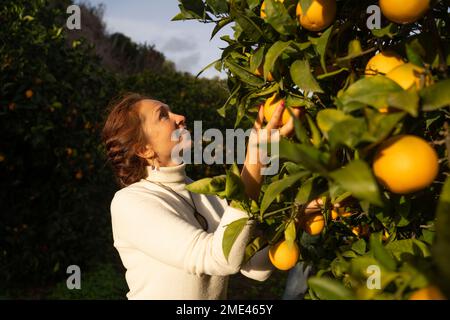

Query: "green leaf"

xmin=308 ymin=277 xmax=355 ymax=300
xmin=434 ymin=176 xmax=450 ymax=290
xmin=299 ymin=0 xmax=314 ymax=13
xmin=405 ymin=43 xmax=424 ymax=67
xmin=263 ymin=41 xmax=292 ymax=81
xmin=264 ymin=0 xmax=297 ymax=35
xmin=386 ymin=239 xmax=431 ymax=261
xmin=352 ymin=239 xmax=367 ymax=255
xmin=279 ymin=138 xmax=329 ymax=175
xmin=284 ymin=220 xmax=297 ymax=243
xmin=316 ymin=109 xmax=351 ymax=137
xmin=250 ymin=47 xmax=265 ymax=73
xmin=328 ymin=118 xmax=367 ymax=149
xmin=290 ymin=60 xmax=323 ymax=93
xmin=206 ymin=0 xmax=228 ymax=14
xmin=224 ymin=58 xmax=265 ymax=87
xmin=186 ymin=175 xmax=227 ymax=194
xmin=329 ymin=160 xmax=383 ymax=206
xmin=211 ymin=17 xmax=233 ymax=40
xmin=246 ymin=0 xmax=261 ymax=10
xmin=370 ymin=233 xmax=397 ymax=271
xmin=338 ymin=76 xmax=403 ymax=112
xmin=225 ymin=165 xmax=246 ymax=201
xmin=234 ymin=12 xmax=264 ymax=42
xmin=371 ymin=23 xmax=398 ymax=39
xmin=223 ymin=217 xmax=249 ymax=261
xmin=261 ymin=171 xmax=309 ymax=213
xmin=316 ymin=26 xmax=333 ymax=72
xmin=363 ymin=109 xmax=406 ymax=144
xmin=386 ymin=89 xmax=419 ymax=117
xmin=306 ymin=113 xmax=322 ymax=147
xmin=244 ymin=236 xmax=266 ymax=263
xmin=421 ymin=80 xmax=450 ymax=111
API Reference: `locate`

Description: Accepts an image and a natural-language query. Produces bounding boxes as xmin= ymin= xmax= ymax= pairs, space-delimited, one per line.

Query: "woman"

xmin=102 ymin=92 xmax=307 ymax=299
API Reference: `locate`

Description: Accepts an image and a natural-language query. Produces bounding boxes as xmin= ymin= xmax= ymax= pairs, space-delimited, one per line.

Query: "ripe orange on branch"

xmin=380 ymin=0 xmax=430 ymax=24
xmin=373 ymin=135 xmax=439 ymax=194
xmin=296 ymin=0 xmax=337 ymax=32
xmin=386 ymin=63 xmax=432 ymax=90
xmin=302 ymin=213 xmax=325 ymax=235
xmin=365 ymin=51 xmax=405 ymax=77
xmin=269 ymin=240 xmax=300 ymax=270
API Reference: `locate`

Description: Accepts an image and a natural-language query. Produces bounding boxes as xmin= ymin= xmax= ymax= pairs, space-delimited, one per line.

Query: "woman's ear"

xmin=136 ymin=144 xmax=155 ymax=161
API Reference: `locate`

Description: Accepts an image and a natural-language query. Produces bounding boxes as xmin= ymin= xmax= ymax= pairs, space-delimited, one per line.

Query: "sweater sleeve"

xmin=240 ymin=246 xmax=274 ymax=281
xmin=111 ymin=190 xmax=254 ymax=277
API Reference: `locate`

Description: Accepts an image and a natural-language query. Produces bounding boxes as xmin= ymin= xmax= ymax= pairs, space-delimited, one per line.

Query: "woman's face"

xmin=138 ymin=99 xmax=186 ymax=167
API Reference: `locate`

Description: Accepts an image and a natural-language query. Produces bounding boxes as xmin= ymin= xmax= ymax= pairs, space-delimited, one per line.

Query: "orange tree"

xmin=175 ymin=0 xmax=450 ymax=299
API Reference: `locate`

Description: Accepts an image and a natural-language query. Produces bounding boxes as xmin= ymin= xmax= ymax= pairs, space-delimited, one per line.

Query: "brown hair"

xmin=102 ymin=92 xmax=150 ymax=187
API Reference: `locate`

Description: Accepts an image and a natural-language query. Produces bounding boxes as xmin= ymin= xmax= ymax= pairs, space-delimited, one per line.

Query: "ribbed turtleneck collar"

xmin=145 ymin=163 xmax=187 ymax=184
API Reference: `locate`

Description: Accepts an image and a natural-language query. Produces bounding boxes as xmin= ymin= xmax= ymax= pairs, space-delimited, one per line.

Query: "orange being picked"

xmin=303 ymin=213 xmax=325 ymax=235
xmin=296 ymin=0 xmax=336 ymax=32
xmin=263 ymin=93 xmax=290 ymax=125
xmin=380 ymin=0 xmax=430 ymax=24
xmin=409 ymin=286 xmax=446 ymax=300
xmin=373 ymin=135 xmax=439 ymax=194
xmin=365 ymin=51 xmax=405 ymax=77
xmin=269 ymin=240 xmax=300 ymax=270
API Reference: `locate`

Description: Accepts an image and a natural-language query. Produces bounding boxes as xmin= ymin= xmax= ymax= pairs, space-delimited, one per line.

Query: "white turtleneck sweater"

xmin=110 ymin=163 xmax=273 ymax=300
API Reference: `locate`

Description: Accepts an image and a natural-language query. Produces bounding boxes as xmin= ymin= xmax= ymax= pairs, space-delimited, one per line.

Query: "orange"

xmin=331 ymin=208 xmax=352 ymax=220
xmin=409 ymin=286 xmax=446 ymax=300
xmin=25 ymin=89 xmax=33 ymax=98
xmin=373 ymin=135 xmax=439 ymax=194
xmin=386 ymin=63 xmax=432 ymax=90
xmin=269 ymin=240 xmax=300 ymax=270
xmin=380 ymin=0 xmax=430 ymax=24
xmin=303 ymin=213 xmax=325 ymax=235
xmin=296 ymin=0 xmax=336 ymax=32
xmin=263 ymin=93 xmax=290 ymax=125
xmin=365 ymin=51 xmax=405 ymax=77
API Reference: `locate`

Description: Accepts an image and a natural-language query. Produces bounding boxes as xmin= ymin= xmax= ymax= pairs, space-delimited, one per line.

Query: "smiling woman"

xmin=101 ymin=92 xmax=305 ymax=299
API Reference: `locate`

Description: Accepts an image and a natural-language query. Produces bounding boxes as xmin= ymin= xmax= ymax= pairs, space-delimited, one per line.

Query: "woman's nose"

xmin=173 ymin=113 xmax=186 ymax=127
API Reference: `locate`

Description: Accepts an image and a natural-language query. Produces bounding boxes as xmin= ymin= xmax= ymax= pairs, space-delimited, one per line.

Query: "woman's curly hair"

xmin=102 ymin=92 xmax=151 ymax=187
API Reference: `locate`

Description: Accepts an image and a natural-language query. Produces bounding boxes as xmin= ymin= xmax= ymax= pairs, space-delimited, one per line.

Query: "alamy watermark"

xmin=366 ymin=265 xmax=382 ymax=290
xmin=170 ymin=122 xmax=280 ymax=175
xmin=66 ymin=265 xmax=81 ymax=290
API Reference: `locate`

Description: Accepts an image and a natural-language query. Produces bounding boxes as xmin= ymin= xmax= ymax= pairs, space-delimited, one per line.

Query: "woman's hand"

xmin=253 ymin=102 xmax=302 ymax=138
xmin=241 ymin=102 xmax=301 ymax=201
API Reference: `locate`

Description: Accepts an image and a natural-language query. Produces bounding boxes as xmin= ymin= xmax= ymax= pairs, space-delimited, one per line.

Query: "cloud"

xmin=176 ymin=53 xmax=201 ymax=72
xmin=162 ymin=37 xmax=198 ymax=52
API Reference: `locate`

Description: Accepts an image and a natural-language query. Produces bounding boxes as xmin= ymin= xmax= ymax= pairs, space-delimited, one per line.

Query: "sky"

xmin=79 ymin=0 xmax=232 ymax=78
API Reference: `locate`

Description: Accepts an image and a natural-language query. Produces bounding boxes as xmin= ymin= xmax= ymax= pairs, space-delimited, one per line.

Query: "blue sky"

xmin=80 ymin=0 xmax=231 ymax=78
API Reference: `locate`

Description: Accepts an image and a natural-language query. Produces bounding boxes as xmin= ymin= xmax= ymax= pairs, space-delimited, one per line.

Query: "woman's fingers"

xmin=280 ymin=108 xmax=302 ymax=137
xmin=253 ymin=104 xmax=265 ymax=130
xmin=266 ymin=102 xmax=285 ymax=131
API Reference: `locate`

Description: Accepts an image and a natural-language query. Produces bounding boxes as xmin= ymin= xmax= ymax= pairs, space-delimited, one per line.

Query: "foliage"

xmin=0 ymin=0 xmax=232 ymax=296
xmin=176 ymin=0 xmax=450 ymax=299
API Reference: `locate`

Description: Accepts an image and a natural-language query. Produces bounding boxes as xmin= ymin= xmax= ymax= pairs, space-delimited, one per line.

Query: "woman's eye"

xmin=159 ymin=111 xmax=169 ymax=120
